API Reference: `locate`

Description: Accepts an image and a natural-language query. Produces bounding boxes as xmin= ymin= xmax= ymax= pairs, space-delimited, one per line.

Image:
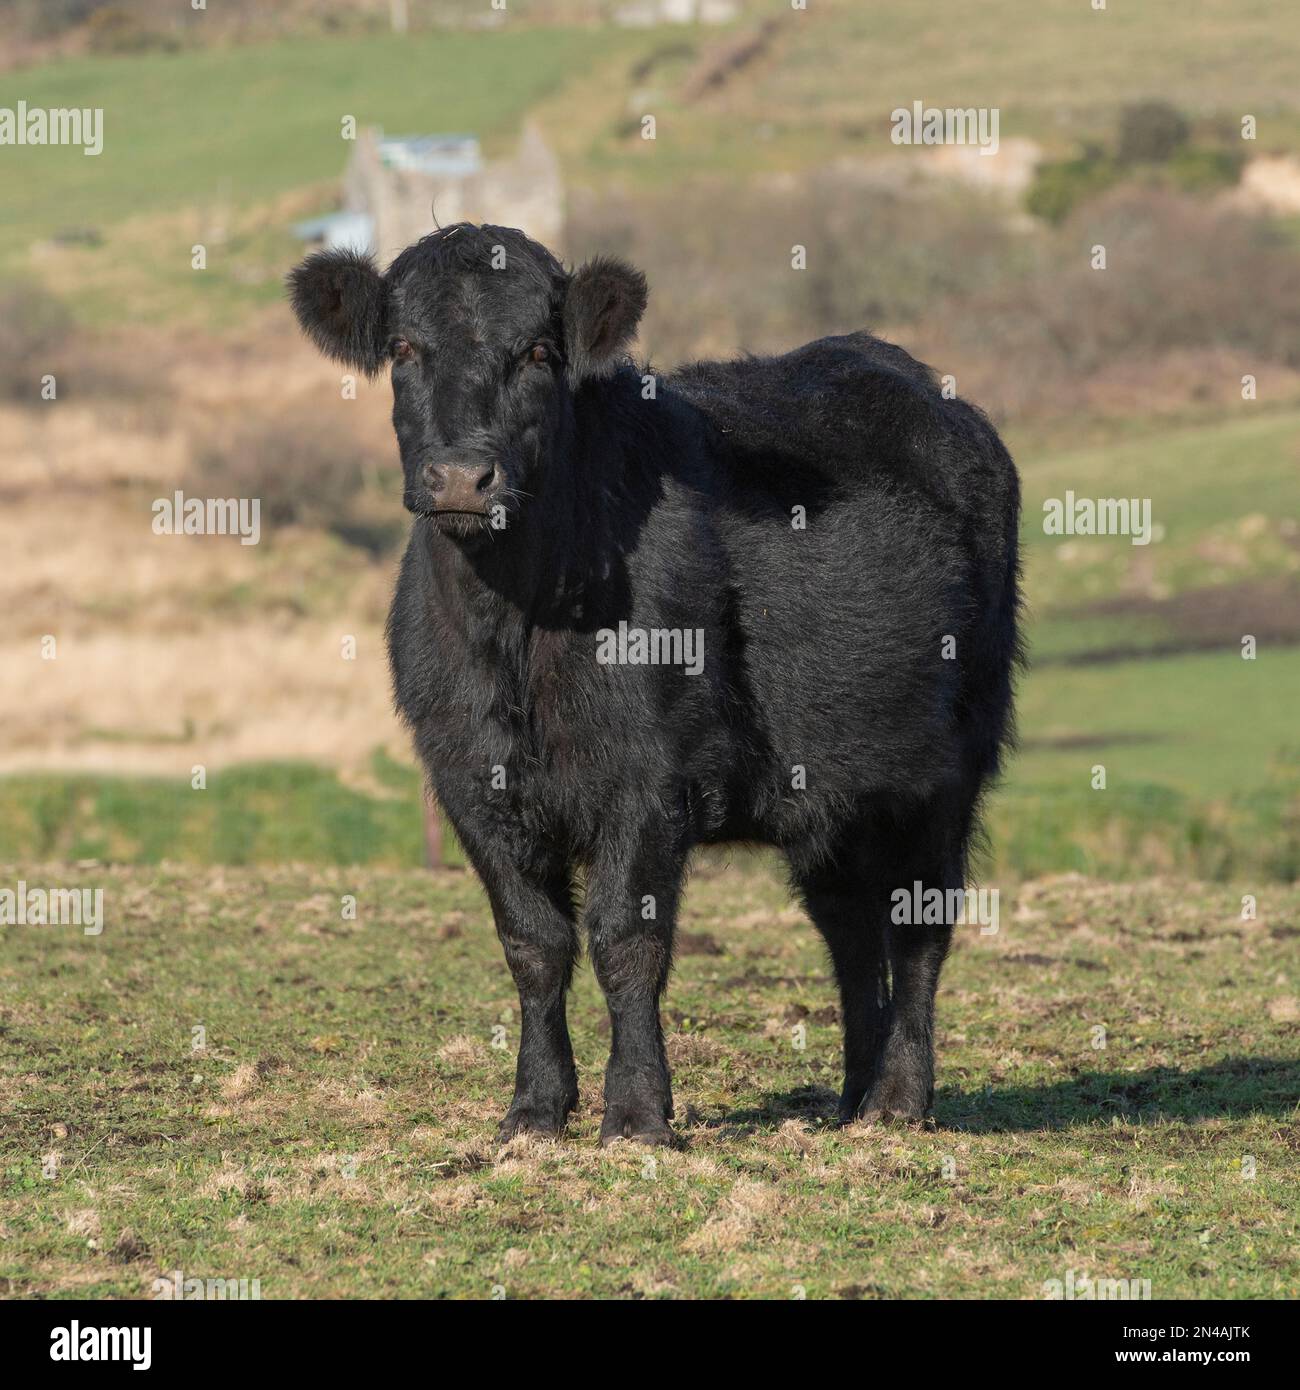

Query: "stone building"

xmin=294 ymin=122 xmax=564 ymax=266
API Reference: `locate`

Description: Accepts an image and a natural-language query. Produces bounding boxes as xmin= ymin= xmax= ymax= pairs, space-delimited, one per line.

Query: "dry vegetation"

xmin=0 ymin=309 xmax=403 ymax=777
xmin=570 ymin=181 xmax=1300 ymax=422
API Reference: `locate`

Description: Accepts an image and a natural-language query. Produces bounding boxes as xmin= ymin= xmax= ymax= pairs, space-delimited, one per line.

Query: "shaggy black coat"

xmin=289 ymin=223 xmax=1021 ymax=1144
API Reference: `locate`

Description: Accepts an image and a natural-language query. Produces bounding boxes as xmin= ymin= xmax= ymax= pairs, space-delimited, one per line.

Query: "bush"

xmin=0 ymin=282 xmax=73 ymax=402
xmin=1026 ymin=102 xmax=1240 ymax=225
xmin=931 ymin=186 xmax=1300 ymax=417
xmin=1167 ymin=145 xmax=1245 ymax=193
xmin=84 ymin=4 xmax=179 ymax=54
xmin=1117 ymin=100 xmax=1191 ymax=165
xmin=188 ymin=412 xmax=375 ymax=539
xmin=19 ymin=0 xmax=108 ymax=40
xmin=1025 ymin=155 xmax=1121 ymax=225
xmin=568 ymin=174 xmax=1024 ymax=364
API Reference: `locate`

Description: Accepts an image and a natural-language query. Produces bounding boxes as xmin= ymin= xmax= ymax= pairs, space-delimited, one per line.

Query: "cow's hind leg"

xmin=861 ymin=810 xmax=970 ymax=1123
xmin=793 ymin=809 xmax=967 ymax=1125
xmin=791 ymin=849 xmax=892 ymax=1125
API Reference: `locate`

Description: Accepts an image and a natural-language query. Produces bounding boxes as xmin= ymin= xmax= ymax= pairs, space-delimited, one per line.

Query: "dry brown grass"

xmin=0 ymin=318 xmax=408 ymax=777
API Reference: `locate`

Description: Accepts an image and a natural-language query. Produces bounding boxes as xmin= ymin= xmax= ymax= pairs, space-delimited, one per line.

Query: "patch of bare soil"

xmin=1057 ymin=576 xmax=1300 ymax=665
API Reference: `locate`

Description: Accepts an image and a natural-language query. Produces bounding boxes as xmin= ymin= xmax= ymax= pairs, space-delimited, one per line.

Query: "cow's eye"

xmin=528 ymin=343 xmax=550 ymax=365
xmin=391 ymin=338 xmax=414 ymax=361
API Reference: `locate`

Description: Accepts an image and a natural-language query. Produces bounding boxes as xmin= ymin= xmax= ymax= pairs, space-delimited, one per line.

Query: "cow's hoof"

xmin=599 ymin=1104 xmax=675 ymax=1148
xmin=856 ymin=1076 xmax=931 ymax=1127
xmin=857 ymin=1106 xmax=932 ymax=1129
xmin=496 ymin=1095 xmax=576 ymax=1143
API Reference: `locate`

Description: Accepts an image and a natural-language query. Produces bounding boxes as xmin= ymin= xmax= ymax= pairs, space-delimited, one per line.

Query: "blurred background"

xmin=2 ymin=0 xmax=1297 ymax=882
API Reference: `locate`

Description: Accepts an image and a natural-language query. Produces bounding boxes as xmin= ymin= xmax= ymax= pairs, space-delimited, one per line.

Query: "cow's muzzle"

xmin=419 ymin=458 xmax=500 ymax=515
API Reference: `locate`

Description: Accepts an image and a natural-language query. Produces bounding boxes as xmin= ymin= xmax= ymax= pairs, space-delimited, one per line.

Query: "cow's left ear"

xmin=287 ymin=249 xmax=387 ymax=376
xmin=563 ymin=256 xmax=647 ymax=384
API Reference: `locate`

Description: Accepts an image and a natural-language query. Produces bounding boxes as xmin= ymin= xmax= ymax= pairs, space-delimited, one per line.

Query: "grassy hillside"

xmin=1019 ymin=408 xmax=1300 ymax=655
xmin=995 ymin=408 xmax=1300 ymax=881
xmin=0 ymin=24 xmax=649 ymax=322
xmin=0 ymin=757 xmax=446 ymax=870
xmin=2 ymin=862 xmax=1296 ymax=1298
xmin=5 ymin=0 xmax=1300 ymax=324
xmin=585 ymin=0 xmax=1300 ymax=185
xmin=0 ymin=25 xmax=637 ymax=238
xmin=0 ymin=7 xmax=1294 ymax=881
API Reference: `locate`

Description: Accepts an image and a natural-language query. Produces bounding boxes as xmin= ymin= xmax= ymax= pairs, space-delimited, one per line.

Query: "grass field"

xmin=584 ymin=0 xmax=1300 ymax=187
xmin=0 ymin=26 xmax=636 ymax=241
xmin=2 ymin=0 xmax=1296 ymax=1305
xmin=0 ymin=25 xmax=648 ymax=323
xmin=0 ymin=757 xmax=439 ymax=871
xmin=1 ymin=861 xmax=1296 ymax=1298
xmin=1017 ymin=408 xmax=1300 ymax=647
xmin=5 ymin=0 xmax=1300 ymax=326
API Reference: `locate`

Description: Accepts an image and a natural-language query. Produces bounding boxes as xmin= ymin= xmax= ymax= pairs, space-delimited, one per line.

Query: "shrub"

xmin=188 ymin=412 xmax=375 ymax=539
xmin=1117 ymin=100 xmax=1191 ymax=165
xmin=568 ymin=174 xmax=1023 ymax=363
xmin=0 ymin=282 xmax=73 ymax=402
xmin=20 ymin=0 xmax=108 ymax=40
xmin=1026 ymin=102 xmax=1240 ymax=225
xmin=1025 ymin=155 xmax=1121 ymax=224
xmin=84 ymin=4 xmax=179 ymax=55
xmin=1167 ymin=145 xmax=1245 ymax=193
xmin=931 ymin=187 xmax=1300 ymax=417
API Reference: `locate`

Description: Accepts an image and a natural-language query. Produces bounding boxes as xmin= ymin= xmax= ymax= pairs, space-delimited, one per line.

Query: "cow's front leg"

xmin=458 ymin=829 xmax=580 ymax=1141
xmin=585 ymin=817 xmax=685 ymax=1147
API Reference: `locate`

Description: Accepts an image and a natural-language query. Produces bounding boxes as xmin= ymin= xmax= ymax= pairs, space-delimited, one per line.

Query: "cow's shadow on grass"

xmin=710 ymin=1057 xmax=1300 ymax=1136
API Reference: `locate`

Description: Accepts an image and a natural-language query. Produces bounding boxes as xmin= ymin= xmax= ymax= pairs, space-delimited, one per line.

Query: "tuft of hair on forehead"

xmin=387 ymin=223 xmax=565 ymax=293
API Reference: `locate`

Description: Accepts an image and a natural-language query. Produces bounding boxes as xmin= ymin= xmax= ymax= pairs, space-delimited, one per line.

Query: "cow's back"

xmin=665 ymin=333 xmax=1021 ymax=830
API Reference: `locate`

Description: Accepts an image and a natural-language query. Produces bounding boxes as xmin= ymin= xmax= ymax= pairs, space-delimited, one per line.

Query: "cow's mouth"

xmin=405 ymin=496 xmax=492 ymax=521
xmin=427 ymin=508 xmax=495 ymax=540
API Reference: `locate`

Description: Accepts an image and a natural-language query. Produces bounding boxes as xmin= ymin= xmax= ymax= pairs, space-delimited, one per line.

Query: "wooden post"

xmin=423 ymin=790 xmax=443 ymax=870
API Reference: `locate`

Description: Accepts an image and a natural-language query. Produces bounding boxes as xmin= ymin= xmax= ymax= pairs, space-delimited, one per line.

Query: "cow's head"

xmin=288 ymin=224 xmax=646 ymax=538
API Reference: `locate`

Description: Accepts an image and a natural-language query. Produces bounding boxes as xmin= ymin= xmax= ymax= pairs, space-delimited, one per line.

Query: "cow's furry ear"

xmin=563 ymin=256 xmax=647 ymax=383
xmin=287 ymin=249 xmax=387 ymax=376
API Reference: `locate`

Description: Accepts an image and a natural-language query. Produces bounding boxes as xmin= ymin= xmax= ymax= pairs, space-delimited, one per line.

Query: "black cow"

xmin=289 ymin=223 xmax=1021 ymax=1145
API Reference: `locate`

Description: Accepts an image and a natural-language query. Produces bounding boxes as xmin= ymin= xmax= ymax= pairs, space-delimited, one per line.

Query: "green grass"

xmin=0 ymin=27 xmax=634 ymax=241
xmin=977 ymin=406 xmax=1300 ymax=881
xmin=0 ymin=757 xmax=462 ymax=870
xmin=6 ymin=1 xmax=1300 ymax=326
xmin=582 ymin=0 xmax=1300 ymax=184
xmin=1 ymin=862 xmax=1295 ymax=1298
xmin=0 ymin=24 xmax=648 ymax=320
xmin=1013 ymin=650 xmax=1299 ymax=798
xmin=785 ymin=0 xmax=1300 ymax=121
xmin=1018 ymin=407 xmax=1300 ymax=642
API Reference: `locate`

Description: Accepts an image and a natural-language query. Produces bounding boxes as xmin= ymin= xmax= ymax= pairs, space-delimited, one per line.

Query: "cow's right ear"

xmin=287 ymin=249 xmax=387 ymax=376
